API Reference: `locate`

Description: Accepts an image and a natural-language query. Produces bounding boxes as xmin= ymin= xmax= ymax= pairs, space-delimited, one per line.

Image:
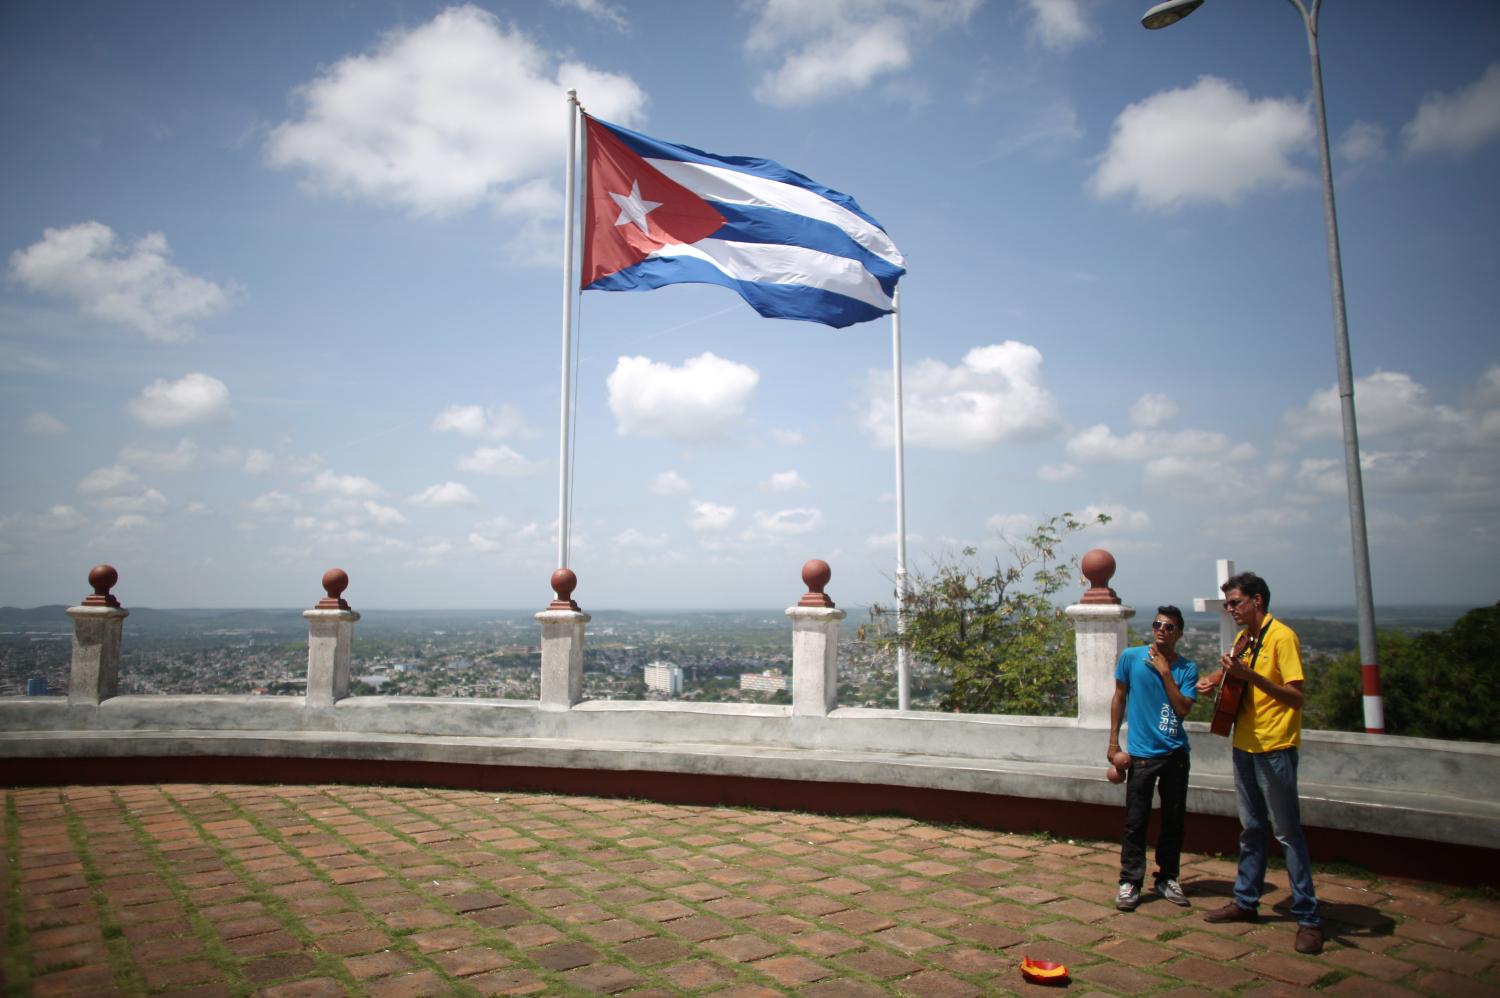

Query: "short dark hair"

xmin=1156 ymin=605 xmax=1184 ymax=631
xmin=1222 ymin=572 xmax=1270 ymax=608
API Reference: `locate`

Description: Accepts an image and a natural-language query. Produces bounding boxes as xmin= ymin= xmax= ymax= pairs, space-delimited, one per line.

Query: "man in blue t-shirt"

xmin=1108 ymin=605 xmax=1199 ymax=911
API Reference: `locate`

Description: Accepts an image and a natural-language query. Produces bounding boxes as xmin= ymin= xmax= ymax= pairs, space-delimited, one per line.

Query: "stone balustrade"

xmin=2 ymin=555 xmax=1498 ymax=882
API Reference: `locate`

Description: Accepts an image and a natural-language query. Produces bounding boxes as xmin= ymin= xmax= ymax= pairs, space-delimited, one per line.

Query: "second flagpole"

xmin=557 ymin=89 xmax=581 ymax=571
xmin=892 ymin=288 xmax=910 ymax=711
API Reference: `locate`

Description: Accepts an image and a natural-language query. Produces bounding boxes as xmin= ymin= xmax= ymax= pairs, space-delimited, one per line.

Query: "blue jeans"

xmin=1232 ymin=747 xmax=1319 ymax=926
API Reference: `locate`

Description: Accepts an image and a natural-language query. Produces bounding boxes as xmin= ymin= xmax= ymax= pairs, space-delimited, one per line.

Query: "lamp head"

xmin=1142 ymin=0 xmax=1204 ymax=29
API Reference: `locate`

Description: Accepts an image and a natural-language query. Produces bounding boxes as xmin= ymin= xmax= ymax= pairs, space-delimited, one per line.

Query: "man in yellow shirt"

xmin=1196 ymin=571 xmax=1322 ymax=955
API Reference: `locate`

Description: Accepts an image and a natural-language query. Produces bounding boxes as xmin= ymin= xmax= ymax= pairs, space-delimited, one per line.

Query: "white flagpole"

xmin=557 ymin=89 xmax=580 ymax=570
xmin=892 ymin=288 xmax=910 ymax=711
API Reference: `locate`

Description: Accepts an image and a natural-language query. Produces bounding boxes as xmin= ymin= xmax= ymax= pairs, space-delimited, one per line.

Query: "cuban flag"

xmin=581 ymin=116 xmax=905 ymax=329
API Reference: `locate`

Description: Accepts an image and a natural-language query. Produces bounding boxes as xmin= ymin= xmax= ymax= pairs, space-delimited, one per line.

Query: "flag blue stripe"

xmin=593 ymin=117 xmax=889 ymax=234
xmin=586 ymin=255 xmax=891 ymax=329
xmin=708 ymin=203 xmax=905 ymax=297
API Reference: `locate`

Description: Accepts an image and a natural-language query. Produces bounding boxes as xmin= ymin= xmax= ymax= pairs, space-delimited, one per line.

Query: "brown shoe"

xmin=1204 ymin=901 xmax=1258 ymax=924
xmin=1295 ymin=925 xmax=1324 ymax=954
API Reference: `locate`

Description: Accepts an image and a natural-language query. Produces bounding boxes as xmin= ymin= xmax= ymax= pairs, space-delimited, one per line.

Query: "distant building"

xmin=739 ymin=669 xmax=789 ymax=693
xmin=644 ymin=661 xmax=684 ymax=696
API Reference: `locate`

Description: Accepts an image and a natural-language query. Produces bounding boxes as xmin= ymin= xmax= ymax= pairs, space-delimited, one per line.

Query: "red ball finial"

xmin=83 ymin=564 xmax=120 ymax=608
xmin=548 ymin=568 xmax=580 ymax=611
xmin=798 ymin=559 xmax=835 ymax=608
xmin=315 ymin=568 xmax=351 ymax=610
xmin=1080 ymin=548 xmax=1120 ymax=605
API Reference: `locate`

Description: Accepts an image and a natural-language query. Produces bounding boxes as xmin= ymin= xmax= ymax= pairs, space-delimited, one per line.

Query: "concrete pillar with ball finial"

xmin=1064 ymin=549 xmax=1136 ymax=729
xmin=536 ymin=568 xmax=589 ymax=710
xmin=66 ymin=564 xmax=129 ymax=705
xmin=304 ymin=568 xmax=360 ymax=708
xmin=787 ymin=559 xmax=847 ymax=716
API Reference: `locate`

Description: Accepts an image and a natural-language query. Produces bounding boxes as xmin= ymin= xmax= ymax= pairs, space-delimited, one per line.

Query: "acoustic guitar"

xmin=1209 ymin=630 xmax=1254 ymax=737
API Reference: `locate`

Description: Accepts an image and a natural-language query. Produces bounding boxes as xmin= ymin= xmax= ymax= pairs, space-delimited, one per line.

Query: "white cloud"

xmin=986 ymin=512 xmax=1036 ymax=540
xmin=24 ymin=412 xmax=67 ymax=436
xmin=608 ymin=353 xmax=760 ymax=442
xmin=649 ymin=471 xmax=692 ymax=496
xmin=1022 ymin=0 xmax=1091 ymax=52
xmin=78 ymin=465 xmax=139 ymax=494
xmin=1092 ymin=76 xmax=1314 ymax=211
xmin=1129 ymin=393 xmax=1177 ymax=429
xmin=1281 ymin=371 xmax=1455 ymax=441
xmin=746 ymin=0 xmax=978 ymax=107
xmin=555 ymin=0 xmax=627 ymax=30
xmin=1067 ymin=424 xmax=1254 ymax=463
xmin=96 ymin=488 xmax=168 ymax=515
xmin=762 ymin=470 xmax=807 ymax=492
xmin=1403 ymin=63 xmax=1500 ymax=157
xmin=432 ymin=403 xmax=529 ymax=439
xmin=309 ymin=470 xmax=383 ymax=497
xmin=249 ymin=491 xmax=301 ymax=515
xmin=754 ymin=507 xmax=823 ymax=536
xmin=8 ymin=222 xmax=230 ymax=340
xmin=120 ymin=438 xmax=198 ymax=472
xmin=1143 ymin=454 xmax=1254 ymax=500
xmin=243 ymin=449 xmax=275 ymax=474
xmin=613 ymin=527 xmax=666 ymax=548
xmin=1037 ymin=462 xmax=1080 ymax=483
xmin=863 ymin=342 xmax=1062 ymax=449
xmin=37 ymin=505 xmax=86 ymax=532
xmin=108 ymin=514 xmax=149 ymax=533
xmin=408 ymin=481 xmax=479 ymax=507
xmin=128 ymin=373 xmax=231 ymax=428
xmin=689 ymin=501 xmax=736 ymax=532
xmin=361 ymin=501 xmax=408 ymax=526
xmin=1337 ymin=120 xmax=1387 ymax=166
xmin=0 ymin=343 xmax=59 ymax=375
xmin=185 ymin=501 xmax=209 ymax=515
xmin=1082 ymin=502 xmax=1151 ymax=532
xmin=865 ymin=531 xmax=923 ymax=549
xmin=770 ymin=428 xmax=805 ymax=446
xmin=266 ymin=4 xmax=645 ymax=218
xmin=469 ymin=532 xmax=501 ymax=553
xmin=457 ymin=444 xmax=542 ymax=477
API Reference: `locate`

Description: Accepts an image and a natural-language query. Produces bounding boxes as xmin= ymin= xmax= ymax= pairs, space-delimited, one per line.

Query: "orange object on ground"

xmin=1020 ymin=954 xmax=1070 ymax=984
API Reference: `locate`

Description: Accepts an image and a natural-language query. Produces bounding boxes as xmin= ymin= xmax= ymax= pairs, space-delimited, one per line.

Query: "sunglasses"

xmin=1151 ymin=621 xmax=1178 ymax=632
xmin=1224 ymin=596 xmax=1256 ymax=610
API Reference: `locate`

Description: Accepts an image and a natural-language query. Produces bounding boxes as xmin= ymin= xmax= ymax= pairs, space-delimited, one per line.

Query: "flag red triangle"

xmin=582 ymin=116 xmax=726 ymax=289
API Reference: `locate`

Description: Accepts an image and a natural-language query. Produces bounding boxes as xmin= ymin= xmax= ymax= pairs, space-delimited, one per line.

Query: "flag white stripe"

xmin=653 ymin=239 xmax=895 ymax=311
xmin=646 ymin=157 xmax=905 ymax=270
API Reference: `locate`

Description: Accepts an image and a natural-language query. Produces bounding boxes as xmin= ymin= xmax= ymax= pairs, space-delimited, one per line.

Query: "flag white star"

xmin=610 ymin=181 xmax=662 ymax=236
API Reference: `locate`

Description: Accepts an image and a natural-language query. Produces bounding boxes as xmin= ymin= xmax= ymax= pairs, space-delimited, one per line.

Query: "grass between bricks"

xmin=240 ymin=786 xmax=1087 ymax=996
xmin=3 ymin=794 xmax=30 ymax=998
xmin=19 ymin=785 xmax=1467 ymax=997
xmin=138 ymin=789 xmax=373 ymax=997
xmin=194 ymin=790 xmax=503 ymax=998
xmin=57 ymin=793 xmax=148 ymax=995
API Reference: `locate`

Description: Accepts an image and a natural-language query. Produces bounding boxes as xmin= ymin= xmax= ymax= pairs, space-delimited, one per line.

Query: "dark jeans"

xmin=1119 ymin=748 xmax=1190 ymax=887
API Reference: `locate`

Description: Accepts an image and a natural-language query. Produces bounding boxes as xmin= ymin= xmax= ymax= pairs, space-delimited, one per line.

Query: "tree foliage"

xmin=876 ymin=512 xmax=1105 ymax=716
xmin=1303 ymin=602 xmax=1500 ymax=742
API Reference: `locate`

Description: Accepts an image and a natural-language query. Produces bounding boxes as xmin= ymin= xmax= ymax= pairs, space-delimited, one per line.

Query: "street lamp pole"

xmin=1143 ymin=0 xmax=1384 ymax=733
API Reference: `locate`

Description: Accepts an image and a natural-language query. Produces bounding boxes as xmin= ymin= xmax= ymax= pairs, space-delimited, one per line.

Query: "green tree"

xmin=876 ymin=512 xmax=1106 ymax=716
xmin=1303 ymin=603 xmax=1500 ymax=742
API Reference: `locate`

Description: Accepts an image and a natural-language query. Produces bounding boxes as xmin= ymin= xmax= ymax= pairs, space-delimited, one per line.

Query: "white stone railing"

xmin=3 ymin=556 xmax=1498 ymax=855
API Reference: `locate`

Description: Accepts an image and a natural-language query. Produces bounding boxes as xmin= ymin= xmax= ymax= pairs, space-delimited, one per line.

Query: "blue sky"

xmin=2 ymin=0 xmax=1497 ymax=611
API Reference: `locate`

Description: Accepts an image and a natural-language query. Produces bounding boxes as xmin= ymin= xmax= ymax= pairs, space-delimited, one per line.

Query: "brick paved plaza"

xmin=4 ymin=784 xmax=1498 ymax=996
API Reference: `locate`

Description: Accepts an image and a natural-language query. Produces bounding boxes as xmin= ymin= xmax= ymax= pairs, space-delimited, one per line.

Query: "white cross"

xmin=1193 ymin=558 xmax=1236 ymax=659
